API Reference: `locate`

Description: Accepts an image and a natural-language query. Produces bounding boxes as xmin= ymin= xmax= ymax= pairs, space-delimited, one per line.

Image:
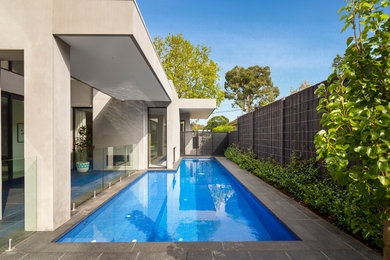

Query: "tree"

xmin=204 ymin=115 xmax=229 ymax=131
xmin=153 ymin=33 xmax=225 ymax=105
xmin=290 ymin=80 xmax=312 ymax=94
xmin=315 ymin=0 xmax=389 ymax=250
xmin=212 ymin=125 xmax=234 ymax=132
xmin=191 ymin=122 xmax=204 ymax=131
xmin=331 ymin=54 xmax=345 ymax=74
xmin=224 ymin=65 xmax=279 ymax=113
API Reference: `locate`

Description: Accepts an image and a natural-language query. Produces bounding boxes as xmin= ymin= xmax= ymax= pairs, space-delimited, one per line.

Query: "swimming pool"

xmin=58 ymin=158 xmax=297 ymax=242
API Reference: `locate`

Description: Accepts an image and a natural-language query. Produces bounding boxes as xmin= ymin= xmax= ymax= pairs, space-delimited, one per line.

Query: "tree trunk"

xmin=384 ymin=219 xmax=390 ymax=260
xmin=246 ymin=96 xmax=251 ymax=114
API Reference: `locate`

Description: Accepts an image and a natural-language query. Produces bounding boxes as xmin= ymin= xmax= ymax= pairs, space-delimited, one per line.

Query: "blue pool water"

xmin=58 ymin=158 xmax=297 ymax=242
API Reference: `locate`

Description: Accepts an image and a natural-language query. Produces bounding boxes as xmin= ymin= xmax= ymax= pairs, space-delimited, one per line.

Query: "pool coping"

xmin=0 ymin=157 xmax=381 ymax=260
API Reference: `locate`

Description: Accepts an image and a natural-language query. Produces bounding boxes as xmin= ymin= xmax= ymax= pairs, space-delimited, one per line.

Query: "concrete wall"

xmin=52 ymin=0 xmax=174 ymax=102
xmin=179 ymin=113 xmax=194 ymax=155
xmin=93 ymin=91 xmax=148 ymax=169
xmin=92 ymin=89 xmax=181 ymax=170
xmin=166 ymin=90 xmax=180 ymax=169
xmin=71 ymin=79 xmax=93 ymax=107
xmin=0 ymin=1 xmax=71 ymax=231
xmin=0 ymin=69 xmax=24 ymax=96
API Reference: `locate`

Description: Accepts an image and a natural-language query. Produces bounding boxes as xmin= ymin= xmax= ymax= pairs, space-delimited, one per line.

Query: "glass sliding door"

xmin=72 ymin=108 xmax=92 ymax=168
xmin=1 ymin=92 xmax=24 ymax=182
xmin=148 ymin=108 xmax=167 ymax=168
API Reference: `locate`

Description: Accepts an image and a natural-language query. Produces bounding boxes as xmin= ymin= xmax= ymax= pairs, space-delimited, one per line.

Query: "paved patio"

xmin=0 ymin=157 xmax=381 ymax=259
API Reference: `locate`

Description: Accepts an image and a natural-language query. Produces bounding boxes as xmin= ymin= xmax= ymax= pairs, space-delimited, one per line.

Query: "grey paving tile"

xmin=249 ymin=250 xmax=290 ymax=260
xmin=186 ymin=250 xmax=213 ymax=260
xmin=321 ymin=249 xmax=372 ymax=260
xmin=0 ymin=251 xmax=28 ymax=260
xmin=171 ymin=242 xmax=223 ymax=252
xmin=222 ymin=241 xmax=308 ymax=251
xmin=287 ymin=220 xmax=347 ymax=243
xmin=20 ymin=252 xmax=64 ymax=260
xmin=99 ymin=252 xmax=138 ymax=260
xmin=286 ymin=250 xmax=329 ymax=260
xmin=61 ymin=252 xmax=102 ymax=260
xmin=132 ymin=242 xmax=180 ymax=252
xmin=137 ymin=251 xmax=185 ymax=260
xmin=212 ymin=250 xmax=251 ymax=260
xmin=40 ymin=243 xmax=135 ymax=253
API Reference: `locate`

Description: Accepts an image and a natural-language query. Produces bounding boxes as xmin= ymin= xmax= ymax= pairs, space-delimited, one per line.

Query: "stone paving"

xmin=0 ymin=157 xmax=382 ymax=259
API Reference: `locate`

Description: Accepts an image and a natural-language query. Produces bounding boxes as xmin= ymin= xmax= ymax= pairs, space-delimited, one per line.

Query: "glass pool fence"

xmin=71 ymin=144 xmax=138 ymax=208
xmin=0 ymin=157 xmax=37 ymax=252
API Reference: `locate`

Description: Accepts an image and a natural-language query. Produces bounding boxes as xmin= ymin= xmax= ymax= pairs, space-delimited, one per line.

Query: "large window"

xmin=1 ymin=92 xmax=24 ymax=182
xmin=148 ymin=108 xmax=167 ymax=168
xmin=73 ymin=108 xmax=92 ymax=165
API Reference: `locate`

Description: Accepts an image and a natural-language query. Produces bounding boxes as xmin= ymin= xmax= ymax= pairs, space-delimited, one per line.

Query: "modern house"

xmin=0 ymin=0 xmax=215 ymax=234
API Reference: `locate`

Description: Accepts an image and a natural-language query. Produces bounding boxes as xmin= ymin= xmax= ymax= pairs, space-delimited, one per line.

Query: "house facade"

xmin=0 ymin=0 xmax=215 ymax=232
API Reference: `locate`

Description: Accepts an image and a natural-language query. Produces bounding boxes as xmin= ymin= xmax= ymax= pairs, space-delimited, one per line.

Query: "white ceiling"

xmin=59 ymin=35 xmax=170 ymax=102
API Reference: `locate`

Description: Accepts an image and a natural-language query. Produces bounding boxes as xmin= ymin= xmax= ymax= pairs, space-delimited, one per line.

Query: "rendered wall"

xmin=166 ymin=91 xmax=180 ymax=169
xmin=0 ymin=1 xmax=71 ymax=231
xmin=93 ymin=91 xmax=148 ymax=169
xmin=71 ymin=79 xmax=93 ymax=107
xmin=180 ymin=113 xmax=194 ymax=155
xmin=0 ymin=69 xmax=24 ymax=96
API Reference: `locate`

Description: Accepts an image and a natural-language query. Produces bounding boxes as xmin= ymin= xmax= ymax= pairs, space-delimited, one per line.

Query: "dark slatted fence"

xmin=237 ymin=113 xmax=253 ymax=151
xmin=180 ymin=131 xmax=229 ymax=156
xmin=234 ymin=82 xmax=324 ymax=163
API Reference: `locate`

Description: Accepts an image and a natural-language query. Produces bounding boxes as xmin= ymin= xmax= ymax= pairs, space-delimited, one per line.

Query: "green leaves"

xmin=224 ymin=65 xmax=280 ymax=113
xmin=225 ymin=145 xmax=384 ymax=248
xmin=153 ymin=33 xmax=224 ymax=105
xmin=346 ymin=36 xmax=354 ymax=46
xmin=204 ymin=115 xmax=229 ymax=131
xmin=315 ymin=0 xmax=390 ymax=249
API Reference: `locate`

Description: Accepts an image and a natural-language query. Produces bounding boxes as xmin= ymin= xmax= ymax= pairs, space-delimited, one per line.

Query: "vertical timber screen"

xmin=235 ymin=82 xmax=323 ymax=164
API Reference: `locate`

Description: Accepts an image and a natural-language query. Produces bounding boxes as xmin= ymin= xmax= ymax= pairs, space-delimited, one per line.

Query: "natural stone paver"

xmin=0 ymin=157 xmax=381 ymax=259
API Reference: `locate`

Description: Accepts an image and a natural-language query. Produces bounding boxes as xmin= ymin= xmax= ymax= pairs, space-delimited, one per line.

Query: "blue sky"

xmin=137 ymin=0 xmax=348 ymax=123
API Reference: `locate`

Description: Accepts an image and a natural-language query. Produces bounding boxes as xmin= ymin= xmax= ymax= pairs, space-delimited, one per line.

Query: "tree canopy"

xmin=212 ymin=125 xmax=234 ymax=132
xmin=204 ymin=115 xmax=229 ymax=131
xmin=224 ymin=65 xmax=279 ymax=113
xmin=290 ymin=80 xmax=311 ymax=94
xmin=315 ymin=0 xmax=389 ymax=248
xmin=153 ymin=33 xmax=224 ymax=105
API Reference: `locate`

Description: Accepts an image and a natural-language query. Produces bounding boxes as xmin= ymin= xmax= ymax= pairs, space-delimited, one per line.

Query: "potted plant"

xmin=75 ymin=125 xmax=92 ymax=173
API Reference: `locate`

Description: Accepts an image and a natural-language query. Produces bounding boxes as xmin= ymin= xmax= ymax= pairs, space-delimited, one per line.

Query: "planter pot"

xmin=76 ymin=161 xmax=90 ymax=173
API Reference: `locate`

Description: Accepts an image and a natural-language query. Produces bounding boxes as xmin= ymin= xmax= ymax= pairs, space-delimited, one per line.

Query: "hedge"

xmin=224 ymin=144 xmax=382 ymax=249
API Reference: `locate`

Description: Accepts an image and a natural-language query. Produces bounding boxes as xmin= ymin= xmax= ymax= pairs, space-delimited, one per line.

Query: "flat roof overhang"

xmin=58 ymin=35 xmax=170 ymax=102
xmin=53 ymin=0 xmax=174 ymax=102
xmin=179 ymin=99 xmax=216 ymax=119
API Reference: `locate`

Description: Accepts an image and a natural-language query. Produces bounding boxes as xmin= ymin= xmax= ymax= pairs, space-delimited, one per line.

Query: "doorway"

xmin=148 ymin=107 xmax=167 ymax=168
xmin=1 ymin=91 xmax=24 ymax=219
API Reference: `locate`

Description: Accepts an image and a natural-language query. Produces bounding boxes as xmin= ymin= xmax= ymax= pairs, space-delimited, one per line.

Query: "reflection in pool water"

xmin=58 ymin=158 xmax=297 ymax=242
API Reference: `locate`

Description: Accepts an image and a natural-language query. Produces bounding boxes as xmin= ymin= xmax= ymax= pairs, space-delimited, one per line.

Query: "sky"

xmin=137 ymin=0 xmax=348 ymax=124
